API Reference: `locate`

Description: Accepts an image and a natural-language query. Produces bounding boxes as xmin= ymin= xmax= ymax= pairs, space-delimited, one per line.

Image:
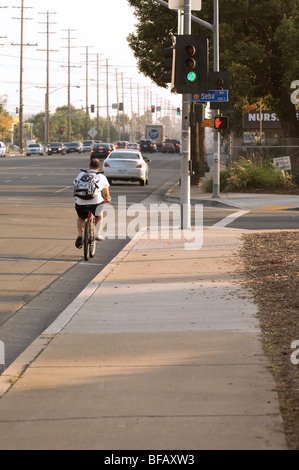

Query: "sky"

xmin=0 ymin=0 xmax=181 ymax=119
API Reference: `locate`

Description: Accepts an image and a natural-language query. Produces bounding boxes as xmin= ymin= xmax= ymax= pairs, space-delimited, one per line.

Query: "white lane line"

xmin=213 ymin=210 xmax=250 ymax=228
xmin=55 ymin=186 xmax=72 ymax=193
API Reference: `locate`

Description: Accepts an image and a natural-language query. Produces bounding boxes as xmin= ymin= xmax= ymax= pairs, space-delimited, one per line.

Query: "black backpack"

xmin=74 ymin=170 xmax=99 ymax=200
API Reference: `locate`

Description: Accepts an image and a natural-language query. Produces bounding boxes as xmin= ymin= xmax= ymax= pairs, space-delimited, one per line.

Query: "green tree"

xmin=0 ymin=95 xmax=13 ymax=141
xmin=127 ymin=0 xmax=299 ymax=138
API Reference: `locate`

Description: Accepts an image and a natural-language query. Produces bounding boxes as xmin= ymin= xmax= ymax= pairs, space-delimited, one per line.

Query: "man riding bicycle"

xmin=74 ymin=158 xmax=110 ymax=249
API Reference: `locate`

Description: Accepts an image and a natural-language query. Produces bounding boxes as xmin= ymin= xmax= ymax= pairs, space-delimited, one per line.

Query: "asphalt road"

xmin=0 ymin=151 xmax=182 ymax=368
xmin=1 ymin=151 xmax=298 ymax=369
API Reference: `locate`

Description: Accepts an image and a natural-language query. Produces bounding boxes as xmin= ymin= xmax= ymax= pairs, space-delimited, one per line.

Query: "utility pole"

xmin=12 ymin=0 xmax=37 ymax=151
xmin=61 ymin=29 xmax=80 ymax=143
xmin=115 ymin=68 xmax=121 ymax=140
xmin=105 ymin=59 xmax=110 ymax=142
xmin=96 ymin=54 xmax=101 ymax=137
xmin=38 ymin=11 xmax=57 ymax=146
xmin=80 ymin=46 xmax=96 ymax=139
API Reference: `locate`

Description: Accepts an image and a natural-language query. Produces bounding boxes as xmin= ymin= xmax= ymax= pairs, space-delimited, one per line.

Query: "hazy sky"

xmin=0 ymin=0 xmax=181 ymax=117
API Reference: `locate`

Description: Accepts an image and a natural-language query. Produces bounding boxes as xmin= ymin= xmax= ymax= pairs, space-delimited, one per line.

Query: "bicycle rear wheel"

xmin=83 ymin=219 xmax=90 ymax=261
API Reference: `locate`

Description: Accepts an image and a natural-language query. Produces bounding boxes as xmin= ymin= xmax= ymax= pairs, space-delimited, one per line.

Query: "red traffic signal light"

xmin=151 ymin=105 xmax=155 ymax=113
xmin=214 ymin=116 xmax=229 ymax=130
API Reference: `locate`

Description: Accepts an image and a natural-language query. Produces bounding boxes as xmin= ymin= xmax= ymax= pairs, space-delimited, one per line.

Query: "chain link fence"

xmin=228 ymin=138 xmax=299 ymax=174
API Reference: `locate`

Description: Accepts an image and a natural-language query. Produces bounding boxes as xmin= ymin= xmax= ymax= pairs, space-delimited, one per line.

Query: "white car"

xmin=103 ymin=150 xmax=150 ymax=186
xmin=0 ymin=142 xmax=6 ymax=158
xmin=26 ymin=143 xmax=45 ymax=156
xmin=82 ymin=140 xmax=94 ymax=152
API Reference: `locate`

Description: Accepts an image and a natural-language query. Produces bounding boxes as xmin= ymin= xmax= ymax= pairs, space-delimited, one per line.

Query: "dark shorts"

xmin=75 ymin=203 xmax=104 ymax=220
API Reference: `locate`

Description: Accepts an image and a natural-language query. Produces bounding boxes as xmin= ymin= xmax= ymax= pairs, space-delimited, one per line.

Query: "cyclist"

xmin=74 ymin=158 xmax=110 ymax=249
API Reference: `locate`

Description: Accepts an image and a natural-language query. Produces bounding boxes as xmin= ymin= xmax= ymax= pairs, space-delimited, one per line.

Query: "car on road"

xmin=0 ymin=141 xmax=6 ymax=157
xmin=90 ymin=143 xmax=115 ymax=160
xmin=165 ymin=138 xmax=181 ymax=154
xmin=115 ymin=141 xmax=129 ymax=149
xmin=82 ymin=140 xmax=94 ymax=152
xmin=66 ymin=141 xmax=83 ymax=153
xmin=47 ymin=142 xmax=67 ymax=155
xmin=26 ymin=143 xmax=45 ymax=156
xmin=139 ymin=139 xmax=157 ymax=153
xmin=103 ymin=149 xmax=150 ymax=186
xmin=127 ymin=143 xmax=140 ymax=150
xmin=161 ymin=142 xmax=176 ymax=154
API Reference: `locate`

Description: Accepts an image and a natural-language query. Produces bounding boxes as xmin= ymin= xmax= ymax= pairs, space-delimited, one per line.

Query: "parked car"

xmin=82 ymin=140 xmax=94 ymax=152
xmin=66 ymin=141 xmax=83 ymax=153
xmin=139 ymin=139 xmax=157 ymax=153
xmin=161 ymin=142 xmax=176 ymax=154
xmin=47 ymin=142 xmax=67 ymax=155
xmin=90 ymin=143 xmax=115 ymax=160
xmin=26 ymin=143 xmax=45 ymax=156
xmin=0 ymin=141 xmax=6 ymax=158
xmin=115 ymin=141 xmax=129 ymax=149
xmin=103 ymin=150 xmax=150 ymax=186
xmin=127 ymin=142 xmax=140 ymax=150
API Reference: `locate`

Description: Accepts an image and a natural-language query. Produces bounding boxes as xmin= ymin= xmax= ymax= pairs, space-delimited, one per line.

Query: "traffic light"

xmin=175 ymin=35 xmax=208 ymax=94
xmin=60 ymin=127 xmax=64 ymax=135
xmin=119 ymin=103 xmax=123 ymax=111
xmin=16 ymin=107 xmax=19 ymax=114
xmin=151 ymin=105 xmax=155 ymax=113
xmin=162 ymin=37 xmax=176 ymax=93
xmin=177 ymin=108 xmax=181 ymax=115
xmin=214 ymin=115 xmax=229 ymax=131
xmin=209 ymin=71 xmax=230 ymax=110
xmin=91 ymin=104 xmax=95 ymax=113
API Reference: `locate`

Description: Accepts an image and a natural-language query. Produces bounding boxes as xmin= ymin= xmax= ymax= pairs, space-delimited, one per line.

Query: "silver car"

xmin=103 ymin=150 xmax=150 ymax=186
xmin=26 ymin=143 xmax=45 ymax=156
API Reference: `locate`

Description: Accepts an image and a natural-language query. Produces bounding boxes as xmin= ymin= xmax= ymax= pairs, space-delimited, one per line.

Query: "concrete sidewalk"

xmin=0 ymin=223 xmax=287 ymax=450
xmin=166 ymin=180 xmax=299 ymax=211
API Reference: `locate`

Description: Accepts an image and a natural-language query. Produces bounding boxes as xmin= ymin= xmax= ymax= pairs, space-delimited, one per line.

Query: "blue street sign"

xmin=192 ymin=90 xmax=229 ymax=103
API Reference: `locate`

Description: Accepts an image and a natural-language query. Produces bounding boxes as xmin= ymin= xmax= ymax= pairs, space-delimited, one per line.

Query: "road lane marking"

xmin=55 ymin=186 xmax=72 ymax=193
xmin=256 ymin=205 xmax=295 ymax=210
xmin=213 ymin=210 xmax=250 ymax=228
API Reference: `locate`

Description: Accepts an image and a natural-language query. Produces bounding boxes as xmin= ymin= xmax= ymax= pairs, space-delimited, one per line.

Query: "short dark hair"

xmin=89 ymin=158 xmax=101 ymax=170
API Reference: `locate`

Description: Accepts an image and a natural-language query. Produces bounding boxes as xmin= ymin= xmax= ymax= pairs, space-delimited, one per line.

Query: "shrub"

xmin=204 ymin=158 xmax=289 ymax=192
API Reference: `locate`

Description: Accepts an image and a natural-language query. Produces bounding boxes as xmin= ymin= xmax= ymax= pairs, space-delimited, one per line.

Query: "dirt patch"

xmin=240 ymin=231 xmax=299 ymax=450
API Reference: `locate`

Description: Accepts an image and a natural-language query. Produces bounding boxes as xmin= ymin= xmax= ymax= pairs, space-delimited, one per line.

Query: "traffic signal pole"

xmin=212 ymin=0 xmax=220 ymax=198
xmin=180 ymin=0 xmax=192 ymax=230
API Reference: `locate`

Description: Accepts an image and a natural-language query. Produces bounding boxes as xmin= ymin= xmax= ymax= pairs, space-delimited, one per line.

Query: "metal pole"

xmin=180 ymin=0 xmax=191 ymax=229
xmin=212 ymin=0 xmax=220 ymax=198
xmin=19 ymin=0 xmax=24 ymax=151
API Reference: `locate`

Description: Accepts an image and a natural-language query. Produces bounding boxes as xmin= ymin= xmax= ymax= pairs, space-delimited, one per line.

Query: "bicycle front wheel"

xmin=83 ymin=219 xmax=90 ymax=261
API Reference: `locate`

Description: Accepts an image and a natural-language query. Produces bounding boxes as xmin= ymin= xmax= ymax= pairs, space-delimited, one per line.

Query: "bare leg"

xmin=77 ymin=217 xmax=85 ymax=237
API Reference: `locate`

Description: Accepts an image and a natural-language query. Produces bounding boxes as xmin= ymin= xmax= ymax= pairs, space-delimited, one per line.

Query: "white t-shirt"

xmin=74 ymin=170 xmax=110 ymax=205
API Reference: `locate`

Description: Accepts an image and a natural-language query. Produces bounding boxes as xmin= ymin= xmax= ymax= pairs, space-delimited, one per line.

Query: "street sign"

xmin=192 ymin=90 xmax=229 ymax=103
xmin=88 ymin=128 xmax=98 ymax=138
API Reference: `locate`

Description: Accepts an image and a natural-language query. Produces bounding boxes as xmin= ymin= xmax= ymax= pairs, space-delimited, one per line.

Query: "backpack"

xmin=74 ymin=170 xmax=99 ymax=200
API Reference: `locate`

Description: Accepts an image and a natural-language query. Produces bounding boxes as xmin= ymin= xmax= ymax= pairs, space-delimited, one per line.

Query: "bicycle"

xmin=83 ymin=210 xmax=96 ymax=261
xmin=82 ymin=197 xmax=111 ymax=261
